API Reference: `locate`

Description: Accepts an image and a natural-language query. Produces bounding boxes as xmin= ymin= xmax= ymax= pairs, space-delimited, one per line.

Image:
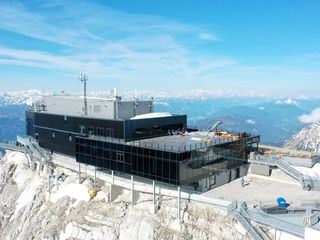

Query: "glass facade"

xmin=75 ymin=136 xmax=180 ymax=185
xmin=75 ymin=135 xmax=259 ymax=186
xmin=26 ymin=108 xmax=259 ymax=187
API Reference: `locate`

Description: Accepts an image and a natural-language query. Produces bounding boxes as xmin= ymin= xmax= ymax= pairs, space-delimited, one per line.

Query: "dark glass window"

xmin=116 ymin=152 xmax=124 ymax=162
xmin=88 ymin=126 xmax=94 ymax=135
xmin=96 ymin=127 xmax=105 ymax=136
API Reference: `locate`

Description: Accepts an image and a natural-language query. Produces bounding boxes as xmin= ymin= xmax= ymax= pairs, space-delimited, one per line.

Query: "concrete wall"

xmin=250 ymin=164 xmax=271 ymax=176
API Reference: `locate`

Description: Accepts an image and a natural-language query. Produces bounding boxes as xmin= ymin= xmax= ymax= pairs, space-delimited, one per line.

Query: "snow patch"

xmin=13 ymin=175 xmax=43 ymax=218
xmin=51 ymin=183 xmax=91 ymax=203
xmin=294 ymin=163 xmax=320 ymax=179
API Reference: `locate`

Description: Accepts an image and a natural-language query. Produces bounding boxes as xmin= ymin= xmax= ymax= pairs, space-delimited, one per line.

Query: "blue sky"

xmin=0 ymin=0 xmax=320 ymax=96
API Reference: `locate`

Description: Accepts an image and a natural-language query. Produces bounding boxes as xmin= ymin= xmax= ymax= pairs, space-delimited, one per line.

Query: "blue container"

xmin=277 ymin=197 xmax=287 ymax=208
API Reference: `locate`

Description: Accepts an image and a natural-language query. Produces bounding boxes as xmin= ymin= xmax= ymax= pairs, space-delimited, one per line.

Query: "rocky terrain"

xmin=0 ymin=151 xmax=248 ymax=240
xmin=284 ymin=122 xmax=320 ymax=152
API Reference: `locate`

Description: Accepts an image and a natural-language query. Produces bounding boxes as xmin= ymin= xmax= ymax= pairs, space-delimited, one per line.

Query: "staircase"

xmin=272 ymin=157 xmax=303 ymax=181
xmin=0 ymin=136 xmax=51 ymax=167
xmin=228 ymin=202 xmax=265 ymax=240
xmin=0 ymin=142 xmax=27 ymax=153
xmin=230 ymin=210 xmax=264 ymax=240
xmin=247 ymin=209 xmax=305 ymax=238
xmin=249 ymin=153 xmax=320 ymax=191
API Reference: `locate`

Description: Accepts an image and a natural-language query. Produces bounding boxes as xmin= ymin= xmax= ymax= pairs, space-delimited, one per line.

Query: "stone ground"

xmin=203 ymin=169 xmax=320 ymax=207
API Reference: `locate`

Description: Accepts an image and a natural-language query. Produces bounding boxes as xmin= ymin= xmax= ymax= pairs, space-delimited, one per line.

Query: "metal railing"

xmin=250 ymin=153 xmax=320 ymax=191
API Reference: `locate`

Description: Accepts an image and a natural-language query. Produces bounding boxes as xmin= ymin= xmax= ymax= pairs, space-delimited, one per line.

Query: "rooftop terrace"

xmin=78 ymin=131 xmax=259 ymax=153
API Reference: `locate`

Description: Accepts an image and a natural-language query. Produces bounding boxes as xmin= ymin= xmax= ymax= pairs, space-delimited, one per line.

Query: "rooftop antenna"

xmin=79 ymin=66 xmax=88 ymax=116
xmin=134 ymin=89 xmax=138 ymax=100
xmin=113 ymin=88 xmax=117 ymax=100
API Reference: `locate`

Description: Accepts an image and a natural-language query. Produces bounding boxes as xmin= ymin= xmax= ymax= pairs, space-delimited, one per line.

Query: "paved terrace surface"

xmin=203 ymin=169 xmax=320 ymax=207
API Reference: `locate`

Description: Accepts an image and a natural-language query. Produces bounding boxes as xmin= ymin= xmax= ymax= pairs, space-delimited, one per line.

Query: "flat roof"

xmin=76 ymin=132 xmax=259 ymax=153
xmin=129 ymin=131 xmax=243 ymax=152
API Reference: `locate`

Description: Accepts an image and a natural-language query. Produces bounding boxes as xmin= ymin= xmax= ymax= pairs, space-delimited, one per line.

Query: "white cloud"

xmin=258 ymin=107 xmax=265 ymax=110
xmin=299 ymin=108 xmax=320 ymax=124
xmin=198 ymin=33 xmax=219 ymax=42
xmin=275 ymin=98 xmax=298 ymax=106
xmin=246 ymin=119 xmax=256 ymax=125
xmin=154 ymin=101 xmax=169 ymax=106
xmin=0 ymin=0 xmax=235 ymax=88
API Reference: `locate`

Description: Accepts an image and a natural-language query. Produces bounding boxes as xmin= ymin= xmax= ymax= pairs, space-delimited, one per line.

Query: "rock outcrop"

xmin=284 ymin=122 xmax=320 ymax=152
xmin=0 ymin=151 xmax=248 ymax=240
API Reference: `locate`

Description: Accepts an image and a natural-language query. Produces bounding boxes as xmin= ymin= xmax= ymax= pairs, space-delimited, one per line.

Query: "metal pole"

xmin=153 ymin=180 xmax=156 ymax=205
xmin=94 ymin=166 xmax=97 ymax=187
xmin=112 ymin=170 xmax=114 ymax=184
xmin=177 ymin=186 xmax=181 ymax=220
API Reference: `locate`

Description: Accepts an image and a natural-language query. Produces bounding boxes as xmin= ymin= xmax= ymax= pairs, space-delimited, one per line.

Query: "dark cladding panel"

xmin=32 ymin=111 xmax=125 ymax=139
xmin=26 ymin=111 xmax=35 ymax=137
xmin=27 ymin=110 xmax=125 ymax=156
xmin=35 ymin=127 xmax=75 ymax=155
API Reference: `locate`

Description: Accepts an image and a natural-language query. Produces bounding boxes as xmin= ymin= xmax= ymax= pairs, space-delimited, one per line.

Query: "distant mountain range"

xmin=0 ymin=89 xmax=267 ymax=106
xmin=284 ymin=122 xmax=320 ymax=152
xmin=0 ymin=90 xmax=47 ymax=106
xmin=1 ymin=89 xmax=320 ymax=148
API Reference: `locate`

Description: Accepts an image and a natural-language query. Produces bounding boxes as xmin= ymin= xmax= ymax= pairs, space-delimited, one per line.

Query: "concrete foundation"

xmin=109 ymin=184 xmax=123 ymax=202
xmin=132 ymin=190 xmax=139 ymax=205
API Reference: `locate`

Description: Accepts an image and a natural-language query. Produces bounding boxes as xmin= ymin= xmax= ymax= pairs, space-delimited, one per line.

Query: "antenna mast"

xmin=79 ymin=67 xmax=88 ymax=116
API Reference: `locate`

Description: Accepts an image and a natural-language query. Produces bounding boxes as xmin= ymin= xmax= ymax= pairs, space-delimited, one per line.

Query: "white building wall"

xmin=43 ymin=96 xmax=153 ymax=120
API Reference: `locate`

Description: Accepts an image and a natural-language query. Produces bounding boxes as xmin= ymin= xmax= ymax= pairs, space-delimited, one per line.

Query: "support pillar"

xmin=112 ymin=170 xmax=114 ymax=184
xmin=110 ymin=184 xmax=122 ymax=203
xmin=177 ymin=186 xmax=181 ymax=220
xmin=131 ymin=175 xmax=134 ymax=206
xmin=153 ymin=180 xmax=160 ymax=214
